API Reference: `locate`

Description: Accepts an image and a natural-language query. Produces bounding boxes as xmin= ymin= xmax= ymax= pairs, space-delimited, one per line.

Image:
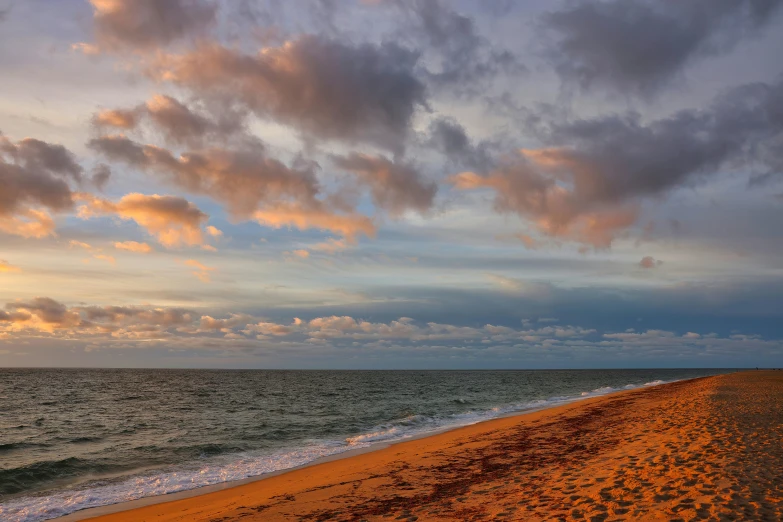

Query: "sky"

xmin=1 ymin=0 xmax=782 ymax=369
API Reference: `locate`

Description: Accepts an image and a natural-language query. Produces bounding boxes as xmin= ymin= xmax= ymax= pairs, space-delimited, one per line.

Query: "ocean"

xmin=0 ymin=368 xmax=727 ymax=521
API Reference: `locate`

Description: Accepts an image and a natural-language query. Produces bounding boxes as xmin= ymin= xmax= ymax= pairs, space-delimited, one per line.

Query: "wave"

xmin=0 ymin=442 xmax=49 ymax=453
xmin=0 ymin=444 xmax=350 ymax=522
xmin=349 ymin=379 xmax=675 ymax=447
xmin=116 ymin=395 xmax=143 ymax=401
xmin=0 ymin=378 xmax=672 ymax=522
xmin=174 ymin=443 xmax=249 ymax=458
xmin=68 ymin=436 xmax=103 ymax=444
xmin=0 ymin=457 xmax=118 ymax=497
xmin=345 ymin=414 xmax=433 ymax=445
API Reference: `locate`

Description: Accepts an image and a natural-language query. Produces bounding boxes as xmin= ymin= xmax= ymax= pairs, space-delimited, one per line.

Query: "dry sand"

xmin=77 ymin=371 xmax=783 ymax=521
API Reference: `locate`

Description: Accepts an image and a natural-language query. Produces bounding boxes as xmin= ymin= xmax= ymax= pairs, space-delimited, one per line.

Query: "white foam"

xmin=0 ymin=377 xmax=674 ymax=522
xmin=0 ymin=443 xmax=349 ymax=522
xmin=346 ymin=426 xmax=403 ymax=445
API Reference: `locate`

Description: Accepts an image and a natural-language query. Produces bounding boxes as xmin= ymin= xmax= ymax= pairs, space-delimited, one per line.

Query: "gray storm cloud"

xmin=541 ymin=0 xmax=783 ymax=97
xmin=393 ymin=0 xmax=524 ymax=95
xmin=453 ymin=77 xmax=783 ymax=246
xmin=0 ymin=134 xmax=83 ymax=237
xmin=426 ymin=117 xmax=497 ymax=172
xmin=149 ymin=35 xmax=428 ymax=153
xmin=88 ymin=0 xmax=216 ymax=52
xmin=333 ymin=153 xmax=437 ymax=217
xmin=94 ymin=95 xmax=245 ymax=148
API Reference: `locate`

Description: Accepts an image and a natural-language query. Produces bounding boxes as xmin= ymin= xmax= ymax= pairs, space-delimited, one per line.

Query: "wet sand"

xmin=77 ymin=371 xmax=783 ymax=521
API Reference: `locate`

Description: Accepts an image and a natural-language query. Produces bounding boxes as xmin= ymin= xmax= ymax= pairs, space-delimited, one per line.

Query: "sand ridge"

xmin=78 ymin=372 xmax=783 ymax=521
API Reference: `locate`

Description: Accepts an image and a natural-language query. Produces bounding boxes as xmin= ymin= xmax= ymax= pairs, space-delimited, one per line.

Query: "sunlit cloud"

xmin=2 ymin=297 xmax=779 ymax=364
xmin=285 ymin=249 xmax=310 ymax=260
xmin=639 ymin=256 xmax=663 ymax=269
xmin=205 ymin=226 xmax=222 ymax=237
xmin=311 ymin=238 xmax=350 ymax=254
xmin=82 ymin=0 xmax=216 ymax=54
xmin=114 ymin=240 xmax=153 ymax=253
xmin=69 ymin=240 xmax=93 ymax=250
xmin=77 ymin=193 xmax=210 ymax=248
xmin=183 ymin=259 xmax=216 ymax=282
xmin=0 ymin=260 xmax=21 ymax=273
xmin=486 ymin=274 xmax=553 ymax=298
xmin=69 ymin=239 xmax=116 ymax=265
xmin=93 ymin=108 xmax=139 ymax=129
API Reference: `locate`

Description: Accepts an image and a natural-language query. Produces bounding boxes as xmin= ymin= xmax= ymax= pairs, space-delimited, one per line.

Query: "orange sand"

xmin=73 ymin=371 xmax=783 ymax=521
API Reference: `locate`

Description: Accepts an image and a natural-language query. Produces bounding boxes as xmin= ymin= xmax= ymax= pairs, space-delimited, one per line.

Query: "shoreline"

xmin=53 ymin=375 xmax=716 ymax=522
xmin=65 ymin=370 xmax=783 ymax=520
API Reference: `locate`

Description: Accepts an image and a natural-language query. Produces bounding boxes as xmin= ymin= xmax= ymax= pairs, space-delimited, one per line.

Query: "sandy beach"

xmin=72 ymin=371 xmax=782 ymax=522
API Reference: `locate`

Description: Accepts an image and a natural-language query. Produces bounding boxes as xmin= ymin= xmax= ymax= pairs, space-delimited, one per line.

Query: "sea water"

xmin=0 ymin=368 xmax=727 ymax=521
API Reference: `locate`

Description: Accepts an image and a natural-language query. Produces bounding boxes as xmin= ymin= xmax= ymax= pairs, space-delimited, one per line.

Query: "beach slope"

xmin=79 ymin=371 xmax=783 ymax=521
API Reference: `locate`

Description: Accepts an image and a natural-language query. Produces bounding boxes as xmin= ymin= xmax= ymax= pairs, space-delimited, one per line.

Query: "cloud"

xmin=69 ymin=240 xmax=93 ymax=250
xmin=3 ymin=297 xmax=83 ymax=331
xmin=183 ymin=259 xmax=215 ymax=282
xmin=453 ymin=77 xmax=783 ymax=247
xmin=81 ymin=304 xmax=194 ymax=327
xmin=84 ymin=0 xmax=216 ymax=53
xmin=486 ymin=274 xmax=553 ymax=298
xmin=88 ymin=134 xmax=148 ymax=165
xmin=77 ymin=192 xmax=209 ymax=247
xmin=639 ymin=256 xmax=663 ymax=269
xmin=244 ymin=321 xmax=293 ymax=337
xmin=1 ymin=297 xmax=779 ymax=364
xmin=91 ymin=164 xmax=112 ymax=190
xmin=426 ymin=117 xmax=495 ymax=172
xmin=1 ymin=298 xmax=198 ymax=338
xmin=198 ymin=313 xmax=254 ymax=332
xmin=450 ymin=165 xmax=638 ymax=249
xmin=205 ymin=225 xmax=222 ymax=237
xmin=540 ymin=0 xmax=783 ymax=97
xmin=513 ymin=233 xmax=539 ymax=250
xmin=93 ymin=95 xmax=245 ymax=148
xmin=393 ymin=0 xmax=523 ymax=95
xmin=93 ymin=108 xmax=139 ymax=129
xmin=287 ymin=249 xmax=310 ymax=259
xmin=143 ymin=94 xmax=241 ymax=146
xmin=252 ymin=202 xmax=375 ymax=241
xmin=89 ymin=127 xmax=319 ymax=221
xmin=92 ymin=254 xmax=116 ymax=265
xmin=4 ymin=137 xmax=83 ymax=182
xmin=150 ymin=35 xmax=427 ymax=152
xmin=72 ymin=42 xmax=101 ymax=55
xmin=333 ymin=153 xmax=437 ymax=217
xmin=114 ymin=240 xmax=153 ymax=253
xmin=88 ymin=135 xmax=375 ymax=239
xmin=0 ymin=260 xmax=21 ymax=273
xmin=68 ymin=239 xmax=117 ymax=264
xmin=310 ymin=238 xmax=350 ymax=254
xmin=0 ymin=134 xmax=83 ymax=238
